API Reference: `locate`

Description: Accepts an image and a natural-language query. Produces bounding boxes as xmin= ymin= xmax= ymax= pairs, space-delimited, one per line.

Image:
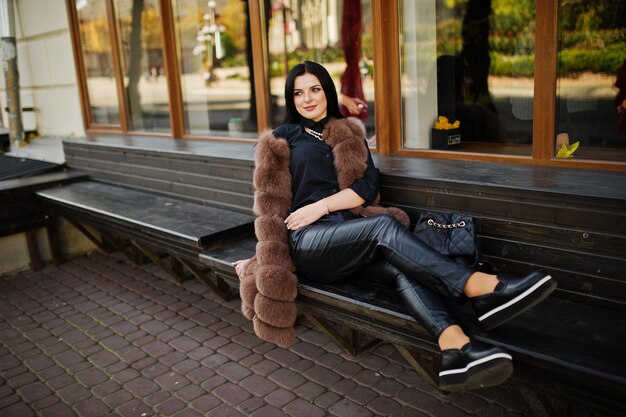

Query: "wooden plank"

xmin=36 ymin=182 xmax=255 ymax=247
xmin=478 ymin=218 xmax=626 ymax=259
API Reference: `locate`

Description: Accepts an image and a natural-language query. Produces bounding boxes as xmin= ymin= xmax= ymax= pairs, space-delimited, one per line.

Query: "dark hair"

xmin=283 ymin=61 xmax=343 ymax=124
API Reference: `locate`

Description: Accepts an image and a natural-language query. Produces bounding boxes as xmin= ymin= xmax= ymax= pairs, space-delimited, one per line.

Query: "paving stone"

xmin=117 ymin=398 xmax=154 ymax=417
xmin=284 ymin=398 xmax=326 ymax=417
xmin=141 ymin=340 xmax=174 ymax=358
xmin=190 ymin=393 xmax=221 ymax=413
xmin=9 ymin=371 xmax=37 ymax=388
xmin=264 ymin=388 xmax=297 ymax=408
xmin=155 ymin=397 xmax=186 ymax=416
xmin=314 ymin=391 xmax=342 ymax=409
xmin=0 ymin=393 xmax=20 ymax=408
xmin=268 ymin=368 xmax=307 ymax=390
xmin=18 ymin=381 xmax=52 ymax=402
xmin=397 ymin=387 xmax=442 ymax=412
xmin=367 ymin=396 xmax=401 ymax=415
xmin=75 ymin=367 xmax=109 ymax=387
xmin=330 ymin=379 xmax=358 ymax=395
xmin=170 ymin=336 xmax=202 ymax=353
xmin=75 ymin=397 xmax=111 ymax=417
xmin=346 ymin=386 xmax=379 ymax=405
xmin=250 ymin=405 xmax=289 ymax=417
xmin=0 ymin=254 xmax=532 ymax=417
xmin=103 ymin=389 xmax=133 ymax=409
xmin=250 ymin=359 xmax=280 ymax=376
xmin=294 ymin=381 xmax=326 ymax=401
xmin=265 ymin=349 xmax=300 ymax=367
xmin=239 ymin=374 xmax=277 ymax=397
xmin=303 ymin=365 xmax=342 ymax=386
xmin=57 ymin=383 xmax=91 ymax=404
xmin=389 ymin=405 xmax=430 ymax=417
xmin=92 ymin=380 xmax=122 ymax=397
xmin=206 ymin=404 xmax=246 ymax=417
xmin=201 ymin=353 xmax=229 ymax=369
xmin=47 ymin=373 xmax=75 ymax=390
xmin=31 ymin=395 xmax=60 ymax=410
xmin=329 ymin=399 xmax=374 ymax=417
xmin=290 ymin=358 xmax=314 ymax=373
xmin=145 ymin=390 xmax=171 ymax=406
xmin=1 ymin=402 xmax=36 ymax=417
xmin=216 ymin=362 xmax=252 ymax=382
xmin=186 ymin=366 xmax=215 ymax=384
xmin=213 ymin=382 xmax=252 ymax=405
xmin=230 ymin=332 xmax=263 ymax=350
xmin=125 ymin=376 xmax=160 ymax=397
xmin=238 ymin=397 xmax=266 ymax=415
xmin=373 ymin=377 xmax=405 ymax=396
xmin=176 ymin=384 xmax=206 ymax=402
xmin=157 ymin=329 xmax=181 ymax=342
xmin=353 ymin=369 xmax=384 ymax=387
xmin=185 ymin=346 xmax=213 ymax=362
xmin=154 ymin=371 xmax=190 ymax=391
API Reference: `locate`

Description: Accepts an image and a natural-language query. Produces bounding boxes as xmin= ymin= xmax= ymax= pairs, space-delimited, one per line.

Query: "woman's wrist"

xmin=320 ymin=200 xmax=331 ymax=215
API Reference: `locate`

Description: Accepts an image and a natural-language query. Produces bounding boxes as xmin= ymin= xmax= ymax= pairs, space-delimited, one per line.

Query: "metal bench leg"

xmin=174 ymin=256 xmax=233 ymax=301
xmin=130 ymin=241 xmax=187 ymax=284
xmin=303 ymin=314 xmax=378 ymax=357
xmin=518 ymin=383 xmax=554 ymax=417
xmin=394 ymin=345 xmax=439 ymax=389
xmin=46 ymin=213 xmax=64 ymax=264
xmin=25 ymin=230 xmax=44 ymax=271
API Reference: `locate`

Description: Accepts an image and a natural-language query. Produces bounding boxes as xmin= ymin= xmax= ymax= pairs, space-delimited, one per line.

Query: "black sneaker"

xmin=472 ymin=271 xmax=556 ymax=331
xmin=439 ymin=342 xmax=513 ymax=391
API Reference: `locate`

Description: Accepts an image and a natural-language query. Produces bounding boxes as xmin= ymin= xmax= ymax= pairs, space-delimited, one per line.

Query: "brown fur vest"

xmin=239 ymin=117 xmax=409 ymax=348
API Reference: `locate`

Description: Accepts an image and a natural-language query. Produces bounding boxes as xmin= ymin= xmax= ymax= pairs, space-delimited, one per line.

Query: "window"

xmin=76 ymin=0 xmax=120 ymax=125
xmin=555 ymin=1 xmax=626 ymax=162
xmin=172 ymin=0 xmax=257 ymax=137
xmin=68 ymin=0 xmax=625 ymax=170
xmin=115 ymin=0 xmax=170 ymax=132
xmin=265 ymin=0 xmax=375 ymax=137
xmin=399 ymin=0 xmax=535 ymax=154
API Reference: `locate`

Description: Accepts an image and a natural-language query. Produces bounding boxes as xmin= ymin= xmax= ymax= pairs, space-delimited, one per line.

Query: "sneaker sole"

xmin=478 ymin=275 xmax=556 ymax=331
xmin=439 ymin=354 xmax=513 ymax=392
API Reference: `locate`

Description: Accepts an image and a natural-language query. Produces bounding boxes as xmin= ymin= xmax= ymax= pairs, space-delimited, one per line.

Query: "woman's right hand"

xmin=233 ymin=258 xmax=253 ymax=280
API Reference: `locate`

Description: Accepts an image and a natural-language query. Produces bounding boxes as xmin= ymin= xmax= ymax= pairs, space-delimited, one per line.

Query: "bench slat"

xmin=37 ymin=181 xmax=254 ymax=247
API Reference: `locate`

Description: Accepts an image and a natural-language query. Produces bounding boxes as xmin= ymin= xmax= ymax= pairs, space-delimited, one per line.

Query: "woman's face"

xmin=293 ymin=72 xmax=328 ymax=122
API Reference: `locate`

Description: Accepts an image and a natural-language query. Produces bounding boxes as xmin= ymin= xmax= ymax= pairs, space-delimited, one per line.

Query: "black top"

xmin=273 ymin=117 xmax=380 ymax=213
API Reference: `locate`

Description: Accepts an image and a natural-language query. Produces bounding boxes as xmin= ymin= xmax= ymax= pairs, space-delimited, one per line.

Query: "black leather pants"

xmin=288 ymin=213 xmax=472 ymax=337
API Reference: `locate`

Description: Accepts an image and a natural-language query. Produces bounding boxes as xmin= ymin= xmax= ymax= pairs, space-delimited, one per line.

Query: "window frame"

xmin=67 ymin=0 xmax=626 ymax=171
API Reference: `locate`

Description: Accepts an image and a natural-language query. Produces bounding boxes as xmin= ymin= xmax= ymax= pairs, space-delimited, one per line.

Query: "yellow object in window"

xmin=434 ymin=116 xmax=460 ymax=130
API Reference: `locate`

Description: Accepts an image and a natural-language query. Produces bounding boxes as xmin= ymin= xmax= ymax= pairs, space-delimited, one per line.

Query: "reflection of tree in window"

xmin=126 ymin=0 xmax=143 ymax=130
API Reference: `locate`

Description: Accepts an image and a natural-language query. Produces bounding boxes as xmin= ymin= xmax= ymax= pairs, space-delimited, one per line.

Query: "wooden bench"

xmin=0 ymin=156 xmax=86 ymax=269
xmin=35 ymin=138 xmax=255 ymax=298
xmin=199 ymin=157 xmax=626 ymax=417
xmin=38 ymin=137 xmax=625 ymax=416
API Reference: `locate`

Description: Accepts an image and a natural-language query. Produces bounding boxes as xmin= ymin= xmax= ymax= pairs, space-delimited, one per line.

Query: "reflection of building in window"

xmin=192 ymin=1 xmax=225 ymax=84
xmin=268 ymin=0 xmax=341 ymax=54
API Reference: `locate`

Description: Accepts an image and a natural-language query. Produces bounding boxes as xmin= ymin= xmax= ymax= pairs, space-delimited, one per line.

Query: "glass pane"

xmin=266 ymin=0 xmax=375 ymax=139
xmin=115 ymin=0 xmax=170 ymax=132
xmin=400 ymin=0 xmax=535 ymax=154
xmin=76 ymin=0 xmax=120 ymax=125
xmin=556 ymin=1 xmax=626 ymax=162
xmin=173 ymin=0 xmax=257 ymax=137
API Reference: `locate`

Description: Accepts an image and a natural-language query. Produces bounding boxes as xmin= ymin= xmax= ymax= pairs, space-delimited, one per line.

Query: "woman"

xmin=234 ymin=61 xmax=556 ymax=392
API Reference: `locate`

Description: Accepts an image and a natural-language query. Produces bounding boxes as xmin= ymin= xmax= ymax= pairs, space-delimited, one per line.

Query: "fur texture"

xmin=240 ymin=118 xmax=410 ymax=348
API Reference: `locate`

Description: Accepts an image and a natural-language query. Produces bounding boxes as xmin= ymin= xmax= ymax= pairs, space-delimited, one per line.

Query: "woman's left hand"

xmin=285 ymin=201 xmax=328 ymax=230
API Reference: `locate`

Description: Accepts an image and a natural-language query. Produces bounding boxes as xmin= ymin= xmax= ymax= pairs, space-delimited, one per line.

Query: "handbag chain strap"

xmin=427 ymin=218 xmax=466 ymax=229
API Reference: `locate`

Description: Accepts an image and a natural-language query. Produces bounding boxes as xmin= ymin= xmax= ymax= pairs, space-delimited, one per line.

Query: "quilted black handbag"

xmin=413 ymin=210 xmax=478 ymax=267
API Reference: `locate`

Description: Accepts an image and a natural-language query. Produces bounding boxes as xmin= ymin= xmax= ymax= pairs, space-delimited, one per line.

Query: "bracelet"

xmin=325 ymin=203 xmax=331 ymax=215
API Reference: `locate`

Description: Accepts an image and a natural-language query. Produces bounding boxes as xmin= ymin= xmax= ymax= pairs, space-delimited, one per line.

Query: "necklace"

xmin=304 ymin=127 xmax=324 ymax=141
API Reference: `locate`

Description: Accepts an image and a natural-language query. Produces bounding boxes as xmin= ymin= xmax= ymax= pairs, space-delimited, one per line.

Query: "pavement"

xmin=0 ymin=251 xmax=534 ymax=417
